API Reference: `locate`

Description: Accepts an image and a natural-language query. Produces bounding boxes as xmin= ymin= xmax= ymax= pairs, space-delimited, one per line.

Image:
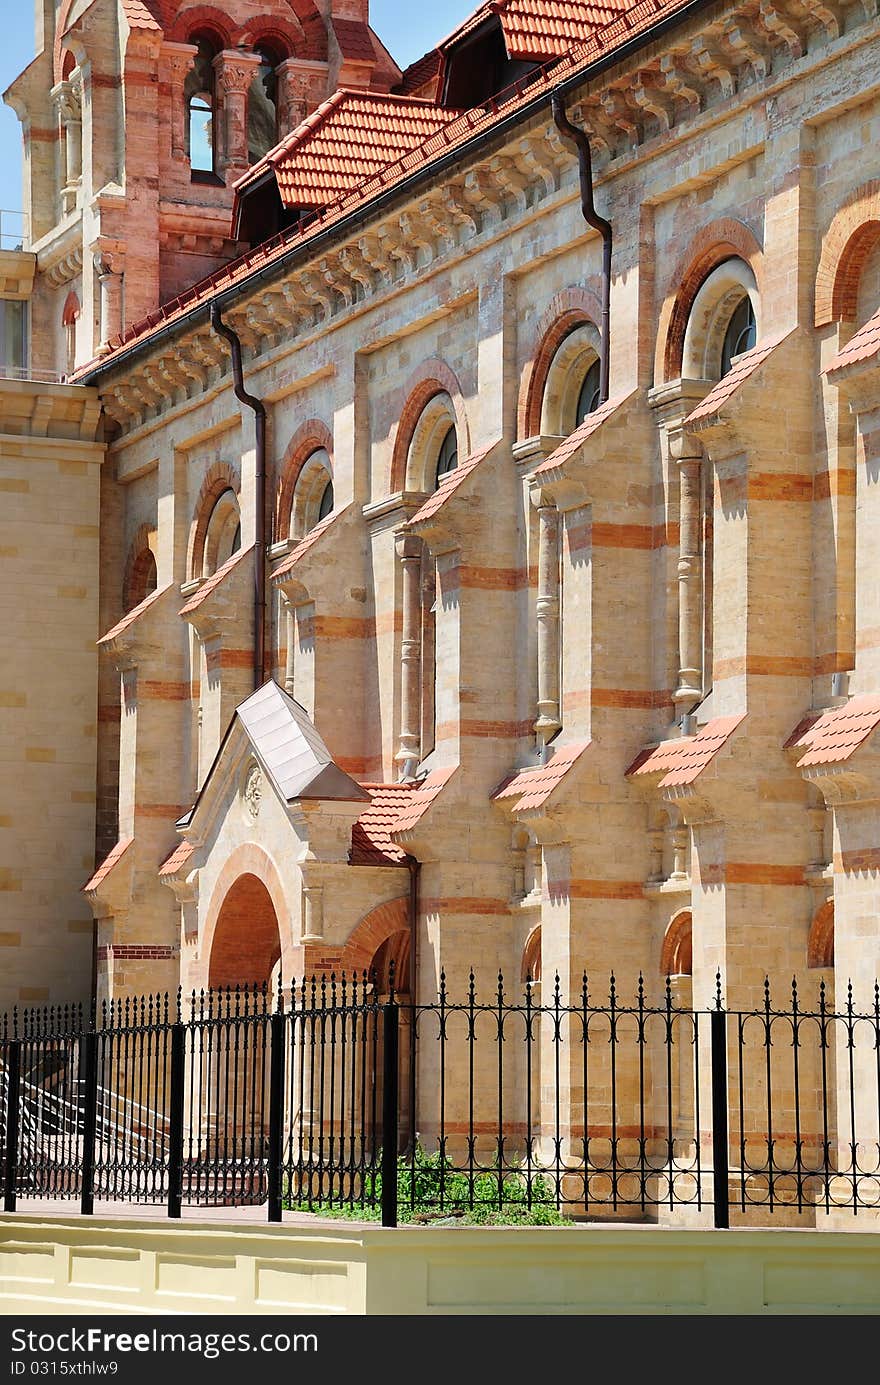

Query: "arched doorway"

xmin=208 ymin=872 xmax=281 ymax=991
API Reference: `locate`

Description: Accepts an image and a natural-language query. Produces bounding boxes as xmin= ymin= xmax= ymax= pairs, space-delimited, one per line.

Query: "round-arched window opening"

xmin=575 ymin=358 xmax=601 ymax=425
xmin=720 ymin=296 xmax=756 ymax=377
xmin=318 ymin=479 xmax=334 ymax=522
xmin=185 ymin=36 xmax=220 ymax=175
xmin=202 ymin=487 xmax=242 ymax=576
xmin=126 ymin=546 xmax=158 ymax=611
xmin=434 ymin=426 xmax=458 ymax=489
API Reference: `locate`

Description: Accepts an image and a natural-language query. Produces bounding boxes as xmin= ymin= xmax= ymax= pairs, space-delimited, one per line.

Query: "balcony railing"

xmin=0 ymin=210 xmax=28 ymax=252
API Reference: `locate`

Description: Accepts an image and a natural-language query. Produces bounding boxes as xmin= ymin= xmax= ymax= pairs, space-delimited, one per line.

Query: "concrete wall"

xmin=1 ymin=1215 xmax=879 ymax=1314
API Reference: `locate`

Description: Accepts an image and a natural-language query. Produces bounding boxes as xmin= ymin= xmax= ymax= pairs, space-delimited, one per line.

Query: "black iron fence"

xmin=1 ymin=972 xmax=879 ymax=1228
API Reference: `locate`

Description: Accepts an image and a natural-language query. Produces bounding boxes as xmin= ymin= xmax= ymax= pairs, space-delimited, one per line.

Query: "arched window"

xmin=661 ymin=911 xmax=693 ymax=978
xmin=539 ymin=321 xmax=602 ymax=436
xmin=62 ymin=291 xmax=80 ymax=378
xmin=186 ymin=36 xmax=220 ymax=177
xmin=682 ymin=258 xmax=759 ymax=381
xmin=290 ymin=448 xmax=334 ymax=537
xmin=248 ymin=44 xmax=283 ymax=164
xmin=808 ymin=899 xmax=834 ymax=970
xmin=125 ymin=545 xmax=158 ymax=611
xmin=202 ymin=487 xmax=241 ymax=576
xmin=434 ymin=425 xmax=458 ymax=488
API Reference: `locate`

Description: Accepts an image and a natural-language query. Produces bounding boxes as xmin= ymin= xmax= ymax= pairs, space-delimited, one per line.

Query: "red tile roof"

xmin=684 ymin=330 xmax=792 ymax=429
xmin=332 ymin=17 xmax=378 ymax=62
xmin=492 ymin=739 xmax=590 ymax=811
xmin=532 ymin=394 xmax=630 ymax=477
xmin=179 ymin=545 xmax=253 ymax=616
xmin=785 ymin=695 xmax=880 ymax=767
xmin=626 ymin=715 xmax=745 ymax=787
xmin=119 ymin=0 xmax=160 ymax=28
xmin=407 ymin=442 xmax=499 ymax=527
xmin=272 ymin=505 xmax=349 ymax=580
xmin=77 ymin=0 xmax=693 ymax=374
xmin=97 ymin=583 xmax=167 ymax=646
xmin=441 ymin=0 xmax=629 ymax=61
xmin=396 ymin=49 xmax=443 ymax=97
xmin=391 ymin=765 xmax=458 ymax=836
xmin=825 ymin=306 xmax=880 ymax=376
xmin=235 ymin=90 xmax=457 ymax=210
xmin=350 ymin=783 xmax=415 ymax=865
xmin=158 ymin=839 xmax=196 ymax=877
xmin=83 ymin=837 xmax=134 ymax=893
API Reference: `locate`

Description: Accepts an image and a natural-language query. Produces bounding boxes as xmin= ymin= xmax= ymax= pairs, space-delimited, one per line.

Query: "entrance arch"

xmin=208 ymin=872 xmax=281 ymax=990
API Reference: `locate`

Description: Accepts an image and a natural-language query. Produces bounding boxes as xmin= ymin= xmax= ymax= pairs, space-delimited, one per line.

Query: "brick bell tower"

xmin=4 ymin=0 xmax=401 ymax=378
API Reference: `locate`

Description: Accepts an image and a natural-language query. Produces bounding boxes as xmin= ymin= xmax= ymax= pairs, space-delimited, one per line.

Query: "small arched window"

xmin=248 ymin=45 xmax=282 ymax=164
xmin=720 ymin=296 xmax=756 ymax=377
xmin=62 ymin=291 xmax=80 ymax=379
xmin=290 ymin=449 xmax=334 ymax=537
xmin=125 ymin=546 xmax=158 ymax=611
xmin=202 ymin=487 xmax=241 ymax=576
xmin=317 ymin=479 xmax=334 ymax=522
xmin=575 ymin=358 xmax=601 ymax=425
xmin=434 ymin=426 xmax=458 ymax=488
xmin=186 ymin=37 xmax=220 ymax=176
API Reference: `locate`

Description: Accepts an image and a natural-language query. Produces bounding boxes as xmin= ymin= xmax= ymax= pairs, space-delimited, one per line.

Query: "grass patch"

xmin=285 ymin=1144 xmax=570 ymax=1226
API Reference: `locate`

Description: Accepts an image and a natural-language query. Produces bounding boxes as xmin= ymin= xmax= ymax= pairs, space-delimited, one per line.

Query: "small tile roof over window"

xmin=784 ymin=695 xmax=880 ymax=767
xmin=350 ymin=783 xmax=415 ymax=865
xmin=235 ymin=90 xmax=458 ymax=210
xmin=407 ymin=442 xmax=499 ymax=527
xmin=83 ymin=837 xmax=134 ymax=893
xmin=272 ymin=505 xmax=348 ymax=580
xmin=179 ymin=545 xmax=253 ymax=616
xmin=825 ymin=306 xmax=880 ymax=376
xmin=158 ymin=839 xmax=196 ymax=878
xmin=441 ymin=0 xmax=630 ymax=61
xmin=97 ymin=583 xmax=167 ymax=646
xmin=684 ymin=331 xmax=792 ymax=429
xmin=492 ymin=740 xmax=590 ymax=811
xmin=390 ymin=766 xmax=458 ymax=836
xmin=626 ymin=715 xmax=745 ymax=787
xmin=532 ymin=394 xmax=629 ymax=477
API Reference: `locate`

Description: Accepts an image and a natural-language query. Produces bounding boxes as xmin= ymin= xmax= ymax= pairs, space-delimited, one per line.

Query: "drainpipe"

xmin=405 ymin=852 xmax=420 ymax=1154
xmin=210 ymin=303 xmax=267 ymax=691
xmin=551 ymin=95 xmax=612 ymax=405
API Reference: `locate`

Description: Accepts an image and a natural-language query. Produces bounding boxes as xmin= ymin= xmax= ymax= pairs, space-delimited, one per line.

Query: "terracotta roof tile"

xmin=532 ymin=394 xmax=629 ymax=476
xmin=236 ymin=89 xmax=457 ymax=210
xmin=825 ymin=306 xmax=880 ymax=376
xmin=83 ymin=837 xmax=134 ymax=893
xmin=97 ymin=583 xmax=167 ymax=646
xmin=350 ymin=782 xmax=415 ymax=865
xmin=79 ymin=0 xmax=693 ymax=373
xmin=492 ymin=739 xmax=590 ymax=811
xmin=271 ymin=505 xmax=348 ymax=580
xmin=786 ymin=695 xmax=880 ymax=767
xmin=684 ymin=331 xmax=792 ymax=428
xmin=390 ymin=765 xmax=457 ymax=836
xmin=407 ymin=442 xmax=498 ymax=527
xmin=158 ymin=839 xmax=196 ymax=877
xmin=626 ymin=715 xmax=745 ymax=787
xmin=332 ymin=17 xmax=378 ymax=62
xmin=119 ymin=0 xmax=161 ymax=28
xmin=441 ymin=0 xmax=629 ymax=61
xmin=179 ymin=544 xmax=253 ymax=615
xmin=396 ymin=49 xmax=443 ymax=97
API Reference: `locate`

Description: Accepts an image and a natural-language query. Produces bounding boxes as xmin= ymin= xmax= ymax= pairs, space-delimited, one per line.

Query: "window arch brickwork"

xmin=814 ymin=180 xmax=880 ymax=327
xmin=187 ymin=460 xmax=240 ymax=577
xmin=275 ymin=419 xmax=334 ymax=541
xmin=518 ymin=285 xmax=603 ymax=439
xmin=390 ymin=360 xmax=469 ymax=494
xmin=660 ymin=910 xmax=693 ymax=978
xmin=339 ymin=896 xmax=410 ymax=977
xmin=123 ymin=522 xmax=158 ymax=611
xmin=656 ymin=218 xmax=763 ymax=384
xmin=808 ymin=899 xmax=834 ymax=970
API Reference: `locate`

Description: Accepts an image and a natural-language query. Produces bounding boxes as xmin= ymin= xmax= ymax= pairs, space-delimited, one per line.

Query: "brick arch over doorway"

xmin=339 ymin=896 xmax=410 ymax=977
xmin=202 ymin=843 xmax=289 ymax=989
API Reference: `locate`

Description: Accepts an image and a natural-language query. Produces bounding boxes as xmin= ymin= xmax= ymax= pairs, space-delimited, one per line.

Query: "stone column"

xmin=535 ymin=502 xmax=561 ymax=748
xmin=395 ymin=532 xmax=423 ymax=781
xmin=283 ymin=595 xmax=296 ymax=696
xmin=94 ymin=251 xmax=124 ymax=353
xmin=213 ymin=50 xmax=262 ymax=183
xmin=671 ymin=428 xmax=704 ymax=713
xmin=52 ymin=76 xmax=82 ymax=215
xmin=162 ymin=42 xmax=198 ymax=163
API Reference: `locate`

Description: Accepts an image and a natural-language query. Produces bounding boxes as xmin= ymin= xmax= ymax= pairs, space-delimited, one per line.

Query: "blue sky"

xmin=0 ymin=2 xmax=475 ymax=229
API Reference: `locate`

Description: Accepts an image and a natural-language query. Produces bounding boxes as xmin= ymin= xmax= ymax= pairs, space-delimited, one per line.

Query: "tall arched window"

xmin=575 ymin=357 xmax=601 ymax=425
xmin=720 ymin=296 xmax=756 ymax=377
xmin=289 ymin=449 xmax=334 ymax=538
xmin=682 ymin=258 xmax=759 ymax=381
xmin=202 ymin=487 xmax=241 ymax=576
xmin=248 ymin=44 xmax=283 ymax=164
xmin=539 ymin=321 xmax=602 ymax=436
xmin=434 ymin=426 xmax=458 ymax=487
xmin=186 ymin=36 xmax=220 ymax=177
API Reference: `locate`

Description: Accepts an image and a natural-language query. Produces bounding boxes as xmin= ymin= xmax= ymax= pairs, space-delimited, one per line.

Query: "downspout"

xmin=405 ymin=852 xmax=420 ymax=1154
xmin=551 ymin=95 xmax=613 ymax=404
xmin=210 ymin=303 xmax=267 ymax=691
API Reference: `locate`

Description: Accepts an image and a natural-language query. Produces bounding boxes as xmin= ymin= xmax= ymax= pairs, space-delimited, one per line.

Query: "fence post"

xmin=710 ymin=977 xmax=730 ymax=1230
xmin=381 ymin=997 xmax=399 ymax=1228
xmin=167 ymin=1017 xmax=185 ymax=1219
xmin=79 ymin=1026 xmax=99 ymax=1215
xmin=267 ymin=1009 xmax=285 ymax=1223
xmin=3 ymin=1038 xmax=21 ymax=1213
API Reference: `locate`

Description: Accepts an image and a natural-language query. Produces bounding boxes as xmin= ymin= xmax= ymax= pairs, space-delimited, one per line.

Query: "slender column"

xmin=283 ymin=595 xmax=296 ymax=696
xmin=671 ymin=428 xmax=704 ymax=711
xmin=162 ymin=42 xmax=197 ymax=162
xmin=52 ymin=77 xmax=82 ymax=214
xmin=535 ymin=502 xmax=561 ymax=747
xmin=94 ymin=252 xmax=124 ymax=353
xmin=213 ymin=50 xmax=262 ymax=183
xmin=395 ymin=533 xmax=423 ymax=781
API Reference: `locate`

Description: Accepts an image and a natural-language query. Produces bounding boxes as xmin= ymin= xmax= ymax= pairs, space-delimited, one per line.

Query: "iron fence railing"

xmin=1 ymin=972 xmax=878 ymax=1228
